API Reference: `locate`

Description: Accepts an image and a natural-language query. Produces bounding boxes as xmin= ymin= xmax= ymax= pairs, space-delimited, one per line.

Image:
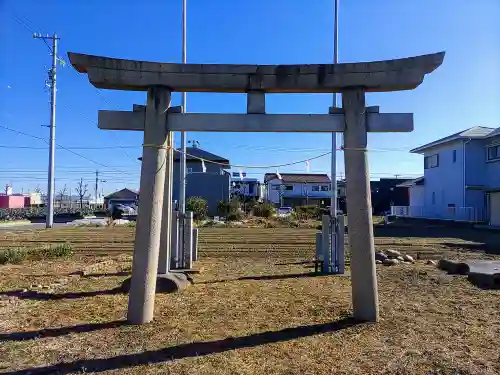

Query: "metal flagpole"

xmin=178 ymin=0 xmax=187 ymax=267
xmin=329 ymin=0 xmax=340 ymax=272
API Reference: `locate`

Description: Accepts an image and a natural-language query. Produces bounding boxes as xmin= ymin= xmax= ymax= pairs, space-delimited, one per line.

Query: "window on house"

xmin=312 ymin=186 xmax=319 ymax=191
xmin=272 ymin=185 xmax=281 ymax=191
xmin=432 ymin=192 xmax=436 ymax=205
xmin=487 ymin=144 xmax=500 ymax=161
xmin=187 ymin=168 xmax=193 ymax=174
xmin=424 ymin=154 xmax=439 ymax=169
xmin=452 ymin=150 xmax=457 ymax=163
xmin=320 ymin=185 xmax=330 ymax=191
xmin=284 ymin=185 xmax=293 ymax=191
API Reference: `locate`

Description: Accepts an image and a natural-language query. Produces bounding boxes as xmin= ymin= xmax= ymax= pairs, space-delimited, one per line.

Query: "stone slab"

xmin=438 ymin=259 xmax=500 ymax=289
xmin=68 ymin=52 xmax=445 ymax=93
xmin=120 ymin=273 xmax=190 ymax=294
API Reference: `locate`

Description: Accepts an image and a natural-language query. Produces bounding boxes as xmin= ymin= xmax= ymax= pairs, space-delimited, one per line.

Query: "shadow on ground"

xmin=0 ymin=287 xmax=123 ymax=301
xmin=0 ymin=320 xmax=126 ymax=341
xmin=3 ymin=317 xmax=359 ymax=374
xmin=198 ymin=272 xmax=326 ymax=284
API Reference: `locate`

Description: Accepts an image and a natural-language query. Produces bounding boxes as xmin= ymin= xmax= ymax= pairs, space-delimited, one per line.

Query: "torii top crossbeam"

xmin=68 ymin=52 xmax=444 ymax=93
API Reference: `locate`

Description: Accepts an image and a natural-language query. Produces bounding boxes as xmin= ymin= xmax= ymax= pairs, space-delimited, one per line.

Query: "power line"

xmin=0 ymin=144 xmax=139 ymax=150
xmin=0 ymin=125 xmax=128 ymax=174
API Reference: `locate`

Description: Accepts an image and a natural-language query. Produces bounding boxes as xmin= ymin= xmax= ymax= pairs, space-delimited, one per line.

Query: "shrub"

xmin=253 ymin=202 xmax=275 ymax=218
xmin=217 ymin=200 xmax=230 ymax=216
xmin=295 ymin=205 xmax=321 ymax=220
xmin=227 ymin=211 xmax=243 ymax=221
xmin=186 ymin=196 xmax=208 ymax=220
xmin=0 ymin=207 xmax=100 ymax=222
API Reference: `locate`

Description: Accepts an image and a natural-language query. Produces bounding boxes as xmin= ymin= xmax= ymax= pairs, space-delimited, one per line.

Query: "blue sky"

xmin=1 ymin=0 xmax=499 ymax=195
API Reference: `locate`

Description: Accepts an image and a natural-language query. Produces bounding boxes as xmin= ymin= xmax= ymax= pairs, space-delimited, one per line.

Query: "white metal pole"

xmin=178 ymin=0 xmax=188 ymax=267
xmin=330 ymin=0 xmax=339 ymax=272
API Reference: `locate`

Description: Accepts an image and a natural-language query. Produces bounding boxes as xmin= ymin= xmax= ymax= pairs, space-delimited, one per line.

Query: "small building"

xmin=370 ymin=178 xmax=411 ymax=215
xmin=104 ymin=188 xmax=139 ymax=210
xmin=0 ymin=195 xmax=25 ymax=209
xmin=264 ymin=173 xmax=332 ymax=207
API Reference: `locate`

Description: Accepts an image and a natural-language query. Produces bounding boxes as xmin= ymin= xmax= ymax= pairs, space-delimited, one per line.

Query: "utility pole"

xmin=34 ymin=33 xmax=59 ymax=228
xmin=327 ymin=0 xmax=340 ymax=273
xmin=95 ymin=171 xmax=99 ymax=201
xmin=178 ymin=0 xmax=188 ymax=266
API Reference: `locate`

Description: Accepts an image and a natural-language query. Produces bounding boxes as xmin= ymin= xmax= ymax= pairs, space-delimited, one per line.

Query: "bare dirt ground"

xmin=1 ymin=223 xmax=499 ymax=374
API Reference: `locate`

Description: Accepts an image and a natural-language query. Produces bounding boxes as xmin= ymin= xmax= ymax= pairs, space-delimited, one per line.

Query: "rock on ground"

xmin=383 ymin=258 xmax=400 ymax=266
xmin=426 ymin=260 xmax=437 ymax=266
xmin=386 ymin=249 xmax=402 ymax=258
xmin=375 ymin=260 xmax=383 ymax=264
xmin=402 ymin=254 xmax=415 ymax=263
xmin=375 ymin=252 xmax=388 ymax=262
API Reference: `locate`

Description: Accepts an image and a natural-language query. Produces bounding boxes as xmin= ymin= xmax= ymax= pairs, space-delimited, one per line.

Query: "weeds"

xmin=0 ymin=247 xmax=26 ymax=264
xmin=0 ymin=243 xmax=73 ymax=265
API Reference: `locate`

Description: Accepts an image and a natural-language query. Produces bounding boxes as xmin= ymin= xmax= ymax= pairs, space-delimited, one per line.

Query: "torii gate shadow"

xmin=3 ymin=317 xmax=360 ymax=374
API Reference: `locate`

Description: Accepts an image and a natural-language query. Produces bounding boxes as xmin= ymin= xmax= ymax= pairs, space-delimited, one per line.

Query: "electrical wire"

xmin=0 ymin=125 xmax=127 ymax=174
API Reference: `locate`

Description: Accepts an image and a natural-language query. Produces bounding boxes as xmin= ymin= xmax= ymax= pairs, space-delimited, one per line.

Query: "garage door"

xmin=490 ymin=192 xmax=500 ymax=226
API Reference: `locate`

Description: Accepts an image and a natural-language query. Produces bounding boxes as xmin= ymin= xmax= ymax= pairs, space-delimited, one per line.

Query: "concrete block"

xmin=121 ymin=272 xmax=190 ymax=294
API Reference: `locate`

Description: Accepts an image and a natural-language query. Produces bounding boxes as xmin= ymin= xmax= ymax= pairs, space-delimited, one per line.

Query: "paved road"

xmin=0 ymin=222 xmax=69 ymax=231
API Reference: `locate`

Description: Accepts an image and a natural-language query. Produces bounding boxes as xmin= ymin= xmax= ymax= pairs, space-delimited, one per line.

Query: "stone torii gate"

xmin=68 ymin=51 xmax=444 ymax=325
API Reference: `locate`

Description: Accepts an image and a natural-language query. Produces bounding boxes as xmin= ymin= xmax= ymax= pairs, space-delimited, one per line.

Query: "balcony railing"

xmin=391 ymin=205 xmax=486 ymax=222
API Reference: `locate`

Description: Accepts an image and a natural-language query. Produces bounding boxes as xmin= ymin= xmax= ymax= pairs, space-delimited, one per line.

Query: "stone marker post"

xmin=342 ymin=88 xmax=379 ymax=322
xmin=170 ymin=210 xmax=179 ymax=269
xmin=337 ymin=215 xmax=345 ymax=274
xmin=184 ymin=211 xmax=194 ymax=269
xmin=321 ymin=215 xmax=330 ymax=273
xmin=158 ymin=126 xmax=174 ymax=274
xmin=127 ymin=87 xmax=170 ymax=324
xmin=192 ymin=227 xmax=199 ymax=262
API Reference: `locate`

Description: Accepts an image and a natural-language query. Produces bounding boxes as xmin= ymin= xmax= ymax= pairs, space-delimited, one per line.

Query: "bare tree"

xmin=58 ymin=184 xmax=67 ymax=208
xmin=76 ymin=178 xmax=88 ymax=209
xmin=34 ymin=185 xmax=42 ymax=194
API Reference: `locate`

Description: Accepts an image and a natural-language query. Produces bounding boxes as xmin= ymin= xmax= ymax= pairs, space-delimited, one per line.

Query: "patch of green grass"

xmin=0 ymin=243 xmax=73 ymax=265
xmin=0 ymin=247 xmax=27 ymax=264
xmin=35 ymin=243 xmax=74 ymax=259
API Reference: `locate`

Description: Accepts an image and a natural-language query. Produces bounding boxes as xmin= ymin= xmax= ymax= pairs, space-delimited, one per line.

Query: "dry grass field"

xmin=1 ymin=223 xmax=500 ymax=374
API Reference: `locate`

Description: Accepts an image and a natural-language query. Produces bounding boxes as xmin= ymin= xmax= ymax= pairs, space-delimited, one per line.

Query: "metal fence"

xmin=391 ymin=205 xmax=486 ymax=222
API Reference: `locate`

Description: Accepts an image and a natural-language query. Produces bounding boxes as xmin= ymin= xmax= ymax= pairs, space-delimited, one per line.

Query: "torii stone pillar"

xmin=68 ymin=51 xmax=445 ymax=324
xmin=342 ymin=88 xmax=378 ymax=321
xmin=127 ymin=87 xmax=170 ymax=324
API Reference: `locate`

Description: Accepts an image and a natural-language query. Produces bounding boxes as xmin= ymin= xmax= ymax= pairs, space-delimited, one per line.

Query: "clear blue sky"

xmin=1 ymin=0 xmax=499 ymax=195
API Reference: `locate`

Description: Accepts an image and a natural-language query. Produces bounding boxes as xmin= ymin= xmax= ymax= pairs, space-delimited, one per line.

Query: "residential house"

xmin=264 ymin=173 xmax=331 ymax=207
xmin=173 ymin=147 xmax=231 ymax=216
xmin=392 ymin=126 xmax=500 ymax=225
xmin=231 ymin=173 xmax=264 ymax=201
